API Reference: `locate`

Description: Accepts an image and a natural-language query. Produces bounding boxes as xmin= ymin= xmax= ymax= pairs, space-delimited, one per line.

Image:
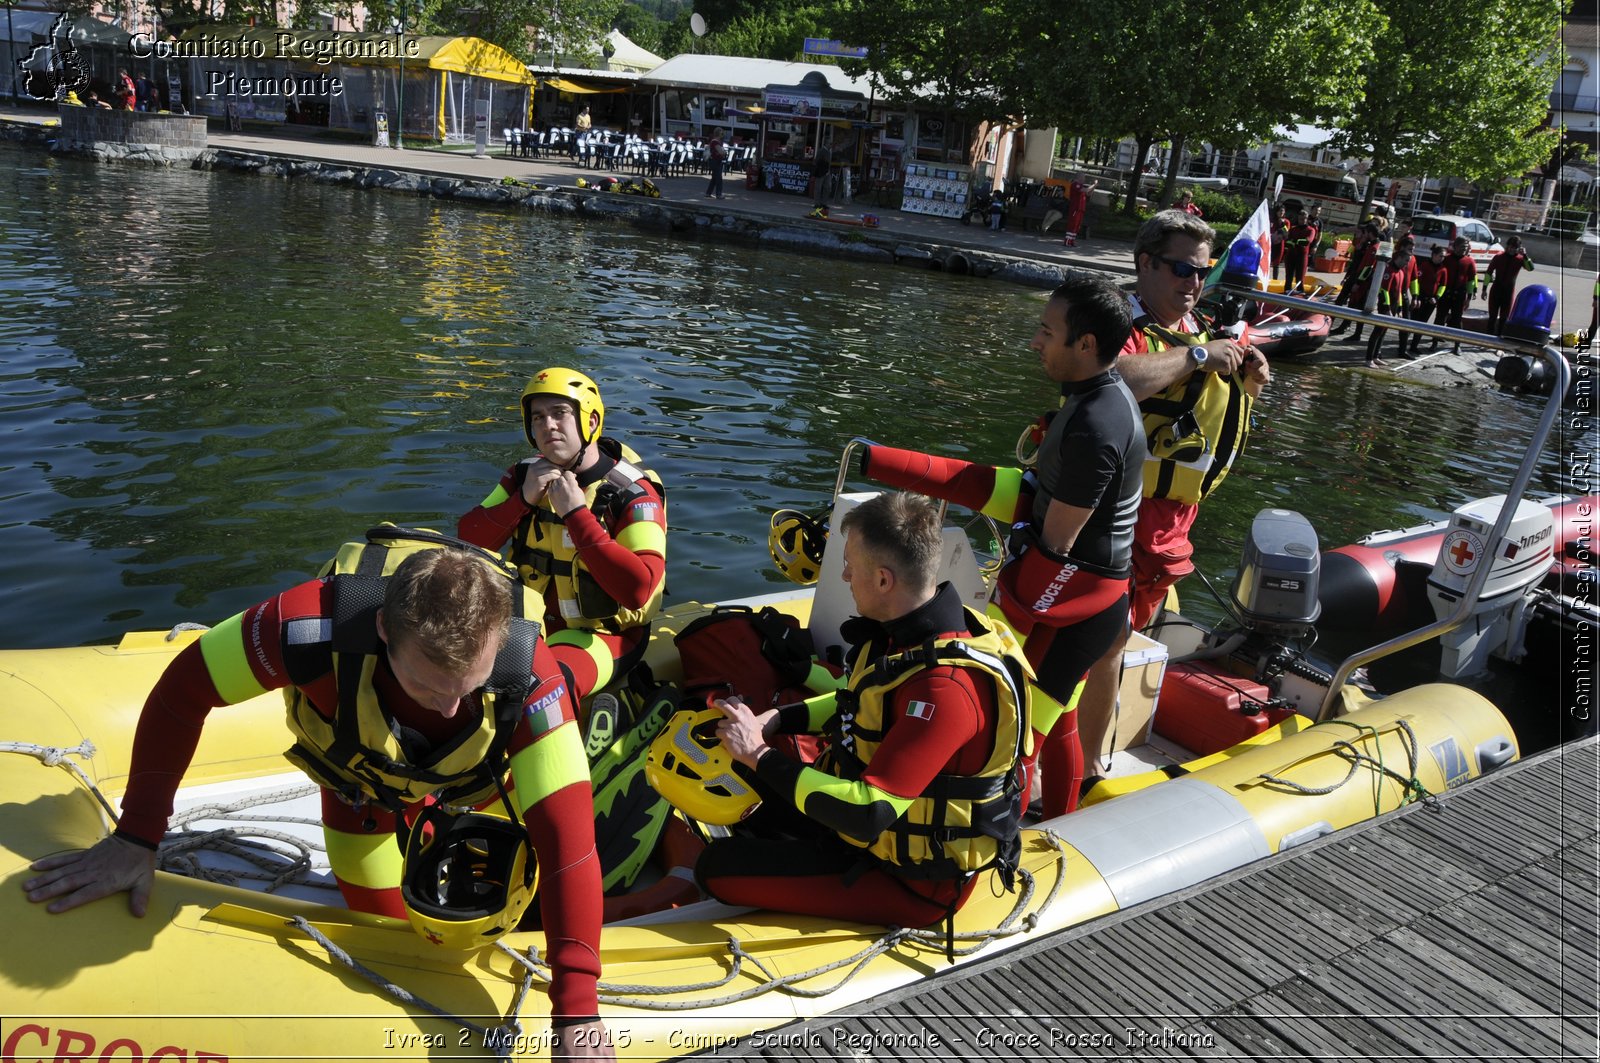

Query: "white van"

xmin=1263 ymin=159 xmax=1364 ymax=230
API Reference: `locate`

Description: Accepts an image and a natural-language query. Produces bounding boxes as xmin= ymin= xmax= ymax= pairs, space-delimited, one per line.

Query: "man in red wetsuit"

xmin=24 ymin=534 xmax=614 ymax=1059
xmin=1484 ymin=234 xmax=1534 ymax=336
xmin=1405 ymin=245 xmax=1447 ymax=357
xmin=459 ymin=368 xmax=666 ymax=714
xmin=1431 ymin=237 xmax=1478 ymax=353
xmin=696 ymin=492 xmax=1031 ymax=928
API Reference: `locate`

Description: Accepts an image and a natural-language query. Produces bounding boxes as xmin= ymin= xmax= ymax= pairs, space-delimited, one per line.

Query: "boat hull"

xmin=0 ymin=621 xmax=1518 ymax=1061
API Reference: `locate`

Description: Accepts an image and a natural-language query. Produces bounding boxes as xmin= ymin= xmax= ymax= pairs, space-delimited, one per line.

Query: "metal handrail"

xmin=1205 ymin=282 xmax=1571 ymax=720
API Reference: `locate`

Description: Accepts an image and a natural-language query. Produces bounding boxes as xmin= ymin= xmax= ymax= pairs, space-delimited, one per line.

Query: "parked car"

xmin=1409 ymin=214 xmax=1503 ymax=272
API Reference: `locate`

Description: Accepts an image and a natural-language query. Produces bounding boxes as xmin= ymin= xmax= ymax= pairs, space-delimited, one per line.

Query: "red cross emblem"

xmin=1448 ymin=538 xmax=1475 ymax=566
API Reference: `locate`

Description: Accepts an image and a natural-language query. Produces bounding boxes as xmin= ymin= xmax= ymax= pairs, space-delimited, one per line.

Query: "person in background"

xmin=1063 ymin=175 xmax=1097 ymax=248
xmin=24 ymin=536 xmax=614 ymax=1059
xmin=705 ymin=127 xmax=726 ymax=200
xmin=1431 ymin=236 xmax=1478 ymax=353
xmin=1364 ymin=243 xmax=1413 ymax=368
xmin=458 ymin=369 xmax=666 ymax=718
xmin=1330 ymin=221 xmax=1383 ymax=339
xmin=113 ymin=68 xmax=136 ymax=110
xmin=1269 ymin=203 xmax=1288 ymax=281
xmin=811 ymin=141 xmax=833 ymax=208
xmin=1405 ymin=245 xmax=1447 ymax=356
xmin=1177 ymin=189 xmax=1203 ymax=217
xmin=1282 ymin=204 xmax=1316 ymax=294
xmin=1484 ymin=235 xmax=1534 ymax=336
xmin=697 ymin=491 xmax=1031 ymax=928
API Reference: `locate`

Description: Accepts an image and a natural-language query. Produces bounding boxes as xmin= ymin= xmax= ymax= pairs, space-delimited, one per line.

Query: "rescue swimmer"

xmin=688 ymin=491 xmax=1033 ymax=933
xmin=458 ymin=368 xmax=667 ymax=717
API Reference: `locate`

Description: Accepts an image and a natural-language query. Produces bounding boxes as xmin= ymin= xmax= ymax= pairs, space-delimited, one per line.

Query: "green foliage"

xmin=1329 ymin=0 xmax=1563 ymax=201
xmin=1186 ymin=188 xmax=1252 ymax=225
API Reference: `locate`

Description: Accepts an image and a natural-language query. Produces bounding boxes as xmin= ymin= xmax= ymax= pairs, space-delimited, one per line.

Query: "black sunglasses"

xmin=1154 ymin=255 xmax=1210 ymax=280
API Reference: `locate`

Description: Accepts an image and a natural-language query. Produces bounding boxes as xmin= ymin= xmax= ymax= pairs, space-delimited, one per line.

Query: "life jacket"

xmin=509 ymin=436 xmax=665 ymax=631
xmin=282 ymin=525 xmax=542 ymax=811
xmin=1131 ymin=312 xmax=1253 ymax=506
xmin=817 ymin=607 xmax=1031 ymax=887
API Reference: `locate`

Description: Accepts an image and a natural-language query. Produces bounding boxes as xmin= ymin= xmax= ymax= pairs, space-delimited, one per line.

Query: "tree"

xmin=1013 ymin=0 xmax=1381 ymax=216
xmin=1328 ymin=0 xmax=1565 ymax=220
xmin=834 ymin=0 xmax=1024 ymax=121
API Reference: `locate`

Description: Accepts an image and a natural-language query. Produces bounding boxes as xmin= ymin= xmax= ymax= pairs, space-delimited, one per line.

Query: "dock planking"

xmin=707 ymin=736 xmax=1598 ymax=1061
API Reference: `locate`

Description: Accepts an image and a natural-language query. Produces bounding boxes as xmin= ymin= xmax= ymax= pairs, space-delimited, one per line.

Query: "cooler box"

xmin=1153 ymin=660 xmax=1296 ymax=756
xmin=1110 ymin=631 xmax=1167 ymax=751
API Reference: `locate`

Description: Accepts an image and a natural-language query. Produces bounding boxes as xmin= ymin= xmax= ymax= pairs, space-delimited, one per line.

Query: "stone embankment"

xmin=190 ymin=149 xmax=1074 ymax=288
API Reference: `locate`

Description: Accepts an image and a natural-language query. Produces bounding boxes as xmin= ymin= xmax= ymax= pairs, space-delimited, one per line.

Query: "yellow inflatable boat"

xmin=0 ymin=592 xmax=1518 ymax=1062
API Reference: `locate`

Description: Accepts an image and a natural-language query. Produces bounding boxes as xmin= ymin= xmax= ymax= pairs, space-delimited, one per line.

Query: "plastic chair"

xmin=502 ymin=128 xmax=515 ymax=158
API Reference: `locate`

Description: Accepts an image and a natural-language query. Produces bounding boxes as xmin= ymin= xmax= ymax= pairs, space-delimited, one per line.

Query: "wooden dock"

xmin=710 ymin=736 xmax=1599 ymax=1061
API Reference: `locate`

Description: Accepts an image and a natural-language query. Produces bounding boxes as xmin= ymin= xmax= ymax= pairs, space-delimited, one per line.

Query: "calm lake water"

xmin=0 ymin=142 xmax=1582 ymax=678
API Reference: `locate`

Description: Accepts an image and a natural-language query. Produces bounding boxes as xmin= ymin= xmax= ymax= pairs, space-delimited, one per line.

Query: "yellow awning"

xmin=543 ymin=77 xmax=627 ymax=94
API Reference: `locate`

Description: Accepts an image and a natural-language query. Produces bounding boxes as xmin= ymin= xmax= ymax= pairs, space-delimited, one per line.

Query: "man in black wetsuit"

xmin=989 ymin=274 xmax=1146 ymax=817
xmin=858 ymin=275 xmax=1144 ymax=818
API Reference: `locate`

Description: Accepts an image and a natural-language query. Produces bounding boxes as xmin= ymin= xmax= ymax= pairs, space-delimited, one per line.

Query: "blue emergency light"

xmin=1502 ymin=284 xmax=1557 ymax=345
xmin=1222 ymin=238 xmax=1263 ymax=289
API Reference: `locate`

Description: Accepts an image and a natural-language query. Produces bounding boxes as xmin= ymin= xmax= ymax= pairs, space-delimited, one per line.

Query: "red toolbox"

xmin=1153 ymin=660 xmax=1298 ymax=756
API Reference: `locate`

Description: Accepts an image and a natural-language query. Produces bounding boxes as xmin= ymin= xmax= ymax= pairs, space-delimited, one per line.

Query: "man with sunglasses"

xmin=1074 ymin=210 xmax=1269 ymax=792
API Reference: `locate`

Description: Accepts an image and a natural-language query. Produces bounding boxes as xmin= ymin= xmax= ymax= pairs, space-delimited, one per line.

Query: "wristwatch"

xmin=1188 ymin=345 xmax=1210 ymax=368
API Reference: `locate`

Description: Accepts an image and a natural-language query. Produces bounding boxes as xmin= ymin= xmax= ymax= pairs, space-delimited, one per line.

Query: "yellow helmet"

xmin=400 ymin=804 xmax=538 ymax=951
xmin=645 ymin=708 xmax=761 ymax=826
xmin=521 ymin=368 xmax=604 ymax=449
xmin=768 ymin=509 xmax=828 ymax=585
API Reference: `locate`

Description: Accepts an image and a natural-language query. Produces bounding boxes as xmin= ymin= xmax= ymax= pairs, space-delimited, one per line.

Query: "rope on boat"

xmin=160 ymin=782 xmax=339 ymax=893
xmin=1254 ymin=717 xmax=1435 ymax=812
xmin=0 ymin=740 xmax=120 ymax=822
xmin=491 ymin=828 xmax=1070 ymax=1011
xmin=288 ymin=916 xmax=522 ymax=1062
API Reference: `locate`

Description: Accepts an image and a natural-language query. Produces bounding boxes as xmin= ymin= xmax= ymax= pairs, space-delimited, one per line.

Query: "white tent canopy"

xmin=602 ymin=29 xmax=663 ymax=73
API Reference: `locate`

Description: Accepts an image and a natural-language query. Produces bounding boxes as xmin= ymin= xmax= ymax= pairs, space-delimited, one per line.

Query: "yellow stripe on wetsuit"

xmin=198 ymin=611 xmax=271 ymax=705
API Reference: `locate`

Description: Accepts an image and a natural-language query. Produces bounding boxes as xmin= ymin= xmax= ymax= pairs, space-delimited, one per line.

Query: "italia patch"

xmin=906 ymin=700 xmax=936 ymax=721
xmin=632 ymin=500 xmax=661 ymax=522
xmin=523 ymin=682 xmax=569 ymax=734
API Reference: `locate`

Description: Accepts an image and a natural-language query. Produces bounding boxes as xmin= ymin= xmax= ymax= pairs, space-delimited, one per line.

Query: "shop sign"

xmin=763 ymin=159 xmax=811 ymax=195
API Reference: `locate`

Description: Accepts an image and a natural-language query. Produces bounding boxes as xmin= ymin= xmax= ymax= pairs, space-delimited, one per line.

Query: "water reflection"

xmin=0 ymin=142 xmax=1573 ymax=656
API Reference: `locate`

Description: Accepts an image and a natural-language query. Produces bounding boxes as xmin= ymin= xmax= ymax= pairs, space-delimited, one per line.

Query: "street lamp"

xmin=394 ymin=1 xmax=405 ymax=150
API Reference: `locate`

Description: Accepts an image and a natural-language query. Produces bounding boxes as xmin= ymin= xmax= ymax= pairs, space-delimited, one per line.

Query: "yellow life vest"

xmin=819 ymin=608 xmax=1031 ymax=885
xmin=283 ymin=525 xmax=542 ymax=811
xmin=1133 ymin=316 xmax=1253 ymax=505
xmin=510 ymin=437 xmax=665 ymax=631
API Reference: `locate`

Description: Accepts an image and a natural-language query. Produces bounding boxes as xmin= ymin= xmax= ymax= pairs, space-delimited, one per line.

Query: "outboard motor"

xmin=1425 ymin=495 xmax=1556 ymax=678
xmin=1231 ymin=509 xmax=1322 ymax=638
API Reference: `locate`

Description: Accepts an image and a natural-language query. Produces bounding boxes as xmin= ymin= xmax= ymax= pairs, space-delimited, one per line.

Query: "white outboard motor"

xmin=1425 ymin=495 xmax=1556 ymax=678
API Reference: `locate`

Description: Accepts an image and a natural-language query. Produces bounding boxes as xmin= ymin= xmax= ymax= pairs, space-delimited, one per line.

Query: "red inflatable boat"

xmin=1317 ymin=494 xmax=1596 ymax=632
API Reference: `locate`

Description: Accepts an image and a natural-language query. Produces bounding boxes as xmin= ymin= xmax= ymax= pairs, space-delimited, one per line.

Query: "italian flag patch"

xmin=906 ymin=700 xmax=936 ymax=720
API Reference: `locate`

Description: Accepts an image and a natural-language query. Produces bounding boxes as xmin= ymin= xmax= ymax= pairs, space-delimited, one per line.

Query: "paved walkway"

xmin=4 ymin=103 xmax=1592 ymax=338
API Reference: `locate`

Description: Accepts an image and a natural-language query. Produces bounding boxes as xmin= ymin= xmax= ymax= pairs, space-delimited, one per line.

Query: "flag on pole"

xmin=1205 ymin=196 xmax=1273 ymax=290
